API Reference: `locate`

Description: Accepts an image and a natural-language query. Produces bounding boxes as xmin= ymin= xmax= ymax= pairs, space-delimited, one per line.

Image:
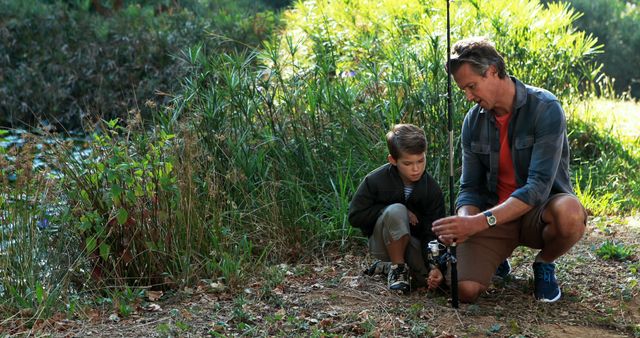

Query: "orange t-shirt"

xmin=495 ymin=112 xmax=517 ymax=204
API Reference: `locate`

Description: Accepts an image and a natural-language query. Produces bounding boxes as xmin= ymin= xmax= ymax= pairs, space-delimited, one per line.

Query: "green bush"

xmin=595 ymin=240 xmax=635 ymax=261
xmin=50 ymin=118 xmax=220 ymax=289
xmin=160 ymin=0 xmax=602 ymax=266
xmin=569 ymin=117 xmax=638 ymax=213
xmin=268 ymin=0 xmax=600 ymax=200
xmin=0 ymin=0 xmax=282 ymax=130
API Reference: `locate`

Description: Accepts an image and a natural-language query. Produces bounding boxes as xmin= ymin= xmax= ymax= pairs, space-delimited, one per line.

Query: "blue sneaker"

xmin=494 ymin=259 xmax=511 ymax=279
xmin=532 ymin=262 xmax=561 ymax=302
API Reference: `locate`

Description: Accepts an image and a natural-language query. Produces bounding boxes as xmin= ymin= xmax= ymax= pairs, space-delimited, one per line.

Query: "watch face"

xmin=488 ymin=215 xmax=497 ymax=226
xmin=484 ymin=211 xmax=497 ymax=227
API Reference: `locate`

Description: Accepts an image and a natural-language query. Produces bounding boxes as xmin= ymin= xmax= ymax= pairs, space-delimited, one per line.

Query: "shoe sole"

xmin=389 ymin=282 xmax=410 ymax=293
xmin=536 ymin=289 xmax=561 ymax=303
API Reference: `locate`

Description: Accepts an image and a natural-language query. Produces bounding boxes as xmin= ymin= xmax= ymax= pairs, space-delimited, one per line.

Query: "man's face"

xmin=388 ymin=152 xmax=426 ymax=185
xmin=452 ymin=63 xmax=500 ymax=111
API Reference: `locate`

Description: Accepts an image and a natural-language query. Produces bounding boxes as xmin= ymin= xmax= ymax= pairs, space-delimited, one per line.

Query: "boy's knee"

xmin=380 ymin=203 xmax=410 ymax=239
xmin=382 ymin=203 xmax=408 ymax=219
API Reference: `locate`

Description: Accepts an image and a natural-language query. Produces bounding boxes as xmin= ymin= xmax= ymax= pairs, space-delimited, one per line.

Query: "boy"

xmin=349 ymin=124 xmax=445 ymax=292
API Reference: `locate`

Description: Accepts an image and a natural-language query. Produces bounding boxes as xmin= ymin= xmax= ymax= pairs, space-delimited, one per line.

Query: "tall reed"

xmin=0 ymin=132 xmax=77 ymax=324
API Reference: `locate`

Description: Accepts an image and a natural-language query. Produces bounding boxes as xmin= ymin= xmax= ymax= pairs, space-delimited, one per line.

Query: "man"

xmin=432 ymin=37 xmax=586 ymax=303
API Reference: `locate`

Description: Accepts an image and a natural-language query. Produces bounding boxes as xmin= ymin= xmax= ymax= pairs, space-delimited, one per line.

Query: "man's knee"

xmin=545 ymin=196 xmax=586 ymax=238
xmin=458 ymin=281 xmax=486 ymax=303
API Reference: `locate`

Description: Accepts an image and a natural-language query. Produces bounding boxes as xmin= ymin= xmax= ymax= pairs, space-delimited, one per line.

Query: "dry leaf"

xmin=87 ymin=309 xmax=101 ymax=322
xmin=146 ymin=290 xmax=163 ymax=301
xmin=435 ymin=333 xmax=457 ymax=338
xmin=319 ymin=318 xmax=334 ymax=328
xmin=181 ymin=309 xmax=193 ymax=320
xmin=272 ymin=285 xmax=284 ymax=295
xmin=210 ymin=282 xmax=226 ymax=292
xmin=358 ymin=309 xmax=369 ymax=320
xmin=145 ymin=303 xmax=162 ymax=312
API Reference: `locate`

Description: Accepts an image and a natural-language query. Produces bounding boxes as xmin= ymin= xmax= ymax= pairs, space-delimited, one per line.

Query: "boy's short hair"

xmin=386 ymin=124 xmax=427 ymax=160
xmin=447 ymin=36 xmax=507 ymax=79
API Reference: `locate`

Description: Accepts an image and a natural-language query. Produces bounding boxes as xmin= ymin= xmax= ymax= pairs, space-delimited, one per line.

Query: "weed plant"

xmin=595 ymin=240 xmax=635 ymax=261
xmin=0 ymin=132 xmax=80 ymax=325
xmin=48 ymin=115 xmax=224 ymax=290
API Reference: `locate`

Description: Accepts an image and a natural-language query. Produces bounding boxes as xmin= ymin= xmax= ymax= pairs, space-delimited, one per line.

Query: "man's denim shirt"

xmin=456 ymin=76 xmax=574 ymax=211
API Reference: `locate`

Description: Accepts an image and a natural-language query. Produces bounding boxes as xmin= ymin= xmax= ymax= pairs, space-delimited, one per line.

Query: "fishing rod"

xmin=446 ymin=0 xmax=459 ymax=309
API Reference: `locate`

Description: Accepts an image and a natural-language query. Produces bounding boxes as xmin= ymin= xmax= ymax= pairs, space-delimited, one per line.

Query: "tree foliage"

xmin=0 ymin=0 xmax=283 ymax=130
xmin=543 ymin=0 xmax=640 ymax=98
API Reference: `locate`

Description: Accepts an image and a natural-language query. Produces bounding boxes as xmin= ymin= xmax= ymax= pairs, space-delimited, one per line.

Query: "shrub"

xmin=162 ymin=0 xmax=603 ymax=263
xmin=268 ymin=0 xmax=601 ymax=202
xmin=49 ymin=117 xmax=219 ymax=288
xmin=0 ymin=0 xmax=283 ymax=130
xmin=568 ymin=99 xmax=640 ymax=214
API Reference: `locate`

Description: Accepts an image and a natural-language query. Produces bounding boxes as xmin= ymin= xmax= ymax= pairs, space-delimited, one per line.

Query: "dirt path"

xmin=18 ymin=216 xmax=640 ymax=337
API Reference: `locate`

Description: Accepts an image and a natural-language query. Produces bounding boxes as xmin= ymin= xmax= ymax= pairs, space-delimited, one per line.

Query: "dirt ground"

xmin=8 ymin=216 xmax=640 ymax=337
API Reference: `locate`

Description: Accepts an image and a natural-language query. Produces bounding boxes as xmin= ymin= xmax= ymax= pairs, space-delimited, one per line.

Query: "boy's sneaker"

xmin=532 ymin=262 xmax=561 ymax=302
xmin=388 ymin=263 xmax=410 ymax=293
xmin=363 ymin=260 xmax=390 ymax=276
xmin=494 ymin=259 xmax=511 ymax=279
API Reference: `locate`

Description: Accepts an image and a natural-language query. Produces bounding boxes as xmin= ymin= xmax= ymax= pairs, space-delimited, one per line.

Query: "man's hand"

xmin=431 ymin=214 xmax=485 ymax=245
xmin=408 ymin=210 xmax=418 ymax=226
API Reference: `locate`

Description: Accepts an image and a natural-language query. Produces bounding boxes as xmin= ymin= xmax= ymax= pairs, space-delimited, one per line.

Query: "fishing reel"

xmin=426 ymin=240 xmax=448 ymax=271
xmin=427 ymin=239 xmax=459 ymax=307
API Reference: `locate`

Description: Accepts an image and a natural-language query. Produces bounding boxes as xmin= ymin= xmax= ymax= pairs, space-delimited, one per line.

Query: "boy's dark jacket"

xmin=348 ymin=163 xmax=445 ymax=244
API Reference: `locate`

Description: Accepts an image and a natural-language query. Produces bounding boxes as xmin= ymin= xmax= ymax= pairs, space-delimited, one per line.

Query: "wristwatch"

xmin=483 ymin=211 xmax=497 ymax=228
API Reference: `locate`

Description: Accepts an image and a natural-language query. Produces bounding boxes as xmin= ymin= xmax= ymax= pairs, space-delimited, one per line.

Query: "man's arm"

xmin=511 ymin=100 xmax=567 ymax=206
xmin=433 ymin=197 xmax=532 ymax=244
xmin=456 ymin=111 xmax=490 ymax=210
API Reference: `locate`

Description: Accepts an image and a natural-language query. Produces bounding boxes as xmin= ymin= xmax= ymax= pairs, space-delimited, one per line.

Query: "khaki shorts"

xmin=368 ymin=203 xmax=430 ymax=285
xmin=457 ymin=193 xmax=587 ymax=286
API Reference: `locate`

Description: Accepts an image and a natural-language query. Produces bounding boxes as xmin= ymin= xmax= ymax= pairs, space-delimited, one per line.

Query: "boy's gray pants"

xmin=368 ymin=203 xmax=429 ymax=286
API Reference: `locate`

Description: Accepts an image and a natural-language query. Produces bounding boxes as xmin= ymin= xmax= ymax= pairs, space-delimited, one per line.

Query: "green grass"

xmin=578 ymin=98 xmax=640 ymax=146
xmin=569 ymin=98 xmax=640 ymax=215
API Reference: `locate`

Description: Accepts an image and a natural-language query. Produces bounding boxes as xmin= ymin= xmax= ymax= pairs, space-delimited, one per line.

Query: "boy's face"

xmin=388 ymin=152 xmax=426 ymax=185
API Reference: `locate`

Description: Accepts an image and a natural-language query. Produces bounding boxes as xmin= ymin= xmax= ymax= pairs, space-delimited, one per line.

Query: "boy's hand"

xmin=427 ymin=268 xmax=443 ymax=290
xmin=408 ymin=211 xmax=418 ymax=226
